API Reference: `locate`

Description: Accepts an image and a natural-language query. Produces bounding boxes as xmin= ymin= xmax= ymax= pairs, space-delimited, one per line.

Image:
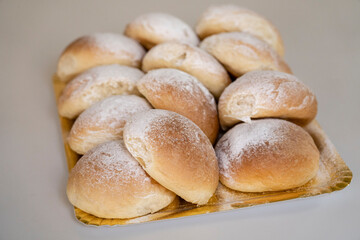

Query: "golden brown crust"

xmin=58 ymin=64 xmax=144 ymax=119
xmin=141 ymin=42 xmax=231 ymax=98
xmin=124 ymin=13 xmax=199 ymax=49
xmin=123 ymin=109 xmax=219 ymax=205
xmin=215 ymin=119 xmax=320 ymax=192
xmin=68 ymin=95 xmax=152 ymax=155
xmin=66 ymin=140 xmax=176 ymax=219
xmin=199 ymin=32 xmax=291 ymax=77
xmin=136 ymin=69 xmax=219 ymax=143
xmin=218 ymin=70 xmax=317 ymax=129
xmin=57 ymin=33 xmax=145 ymax=82
xmin=196 ymin=5 xmax=285 ymax=56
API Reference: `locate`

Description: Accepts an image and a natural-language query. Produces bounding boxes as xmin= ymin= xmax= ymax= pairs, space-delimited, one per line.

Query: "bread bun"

xmin=57 ymin=33 xmax=145 ymax=82
xmin=137 ymin=69 xmax=219 ymax=143
xmin=200 ymin=32 xmax=291 ymax=77
xmin=123 ymin=109 xmax=219 ymax=205
xmin=124 ymin=13 xmax=199 ymax=49
xmin=68 ymin=95 xmax=152 ymax=155
xmin=67 ymin=140 xmax=176 ymax=219
xmin=196 ymin=5 xmax=284 ymax=56
xmin=215 ymin=119 xmax=319 ymax=192
xmin=58 ymin=64 xmax=144 ymax=119
xmin=142 ymin=42 xmax=231 ymax=98
xmin=218 ymin=70 xmax=317 ymax=129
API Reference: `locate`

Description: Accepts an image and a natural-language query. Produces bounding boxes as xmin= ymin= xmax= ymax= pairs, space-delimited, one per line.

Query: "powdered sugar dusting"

xmin=124 ymin=109 xmax=214 ymax=159
xmin=225 ymin=70 xmax=316 ymax=120
xmin=123 ymin=109 xmax=218 ymax=204
xmin=200 ymin=32 xmax=284 ymax=76
xmin=129 ymin=13 xmax=199 ymax=46
xmin=240 ymin=70 xmax=299 ymax=84
xmin=88 ymin=33 xmax=145 ymax=59
xmin=74 ymin=95 xmax=151 ymax=133
xmin=144 ymin=42 xmax=227 ymax=76
xmin=59 ymin=65 xmax=144 ymax=117
xmin=138 ymin=68 xmax=216 ymax=111
xmin=209 ymin=32 xmax=278 ymax=62
xmin=76 ymin=140 xmax=151 ymax=186
xmin=196 ymin=5 xmax=283 ymax=55
xmin=216 ymin=119 xmax=291 ymax=179
xmin=198 ymin=5 xmax=258 ymax=28
xmin=69 ymin=95 xmax=152 ymax=154
xmin=142 ymin=42 xmax=230 ymax=97
xmin=200 ymin=4 xmax=255 ymax=22
xmin=125 ymin=109 xmax=199 ymax=143
xmin=69 ymin=65 xmax=143 ymax=97
xmin=189 ymin=45 xmax=228 ymax=75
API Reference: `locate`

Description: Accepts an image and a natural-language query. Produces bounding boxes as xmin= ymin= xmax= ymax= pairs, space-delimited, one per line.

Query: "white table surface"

xmin=0 ymin=0 xmax=359 ymax=239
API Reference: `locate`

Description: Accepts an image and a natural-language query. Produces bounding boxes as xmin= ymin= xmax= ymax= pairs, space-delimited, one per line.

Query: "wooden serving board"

xmin=53 ymin=76 xmax=352 ymax=226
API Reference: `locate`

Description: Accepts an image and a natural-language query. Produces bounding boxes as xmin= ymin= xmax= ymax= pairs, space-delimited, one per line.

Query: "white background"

xmin=0 ymin=0 xmax=359 ymax=239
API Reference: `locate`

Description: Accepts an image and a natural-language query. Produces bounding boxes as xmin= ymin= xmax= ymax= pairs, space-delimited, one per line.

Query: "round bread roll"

xmin=123 ymin=109 xmax=219 ymax=205
xmin=137 ymin=69 xmax=219 ymax=143
xmin=68 ymin=95 xmax=152 ymax=155
xmin=57 ymin=33 xmax=145 ymax=82
xmin=67 ymin=140 xmax=176 ymax=219
xmin=218 ymin=70 xmax=317 ymax=129
xmin=142 ymin=42 xmax=231 ymax=98
xmin=124 ymin=13 xmax=199 ymax=49
xmin=215 ymin=119 xmax=319 ymax=192
xmin=200 ymin=32 xmax=292 ymax=77
xmin=58 ymin=64 xmax=144 ymax=119
xmin=196 ymin=5 xmax=285 ymax=56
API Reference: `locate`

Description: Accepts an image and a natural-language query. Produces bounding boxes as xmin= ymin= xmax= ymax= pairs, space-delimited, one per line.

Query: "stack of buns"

xmin=57 ymin=4 xmax=320 ymax=219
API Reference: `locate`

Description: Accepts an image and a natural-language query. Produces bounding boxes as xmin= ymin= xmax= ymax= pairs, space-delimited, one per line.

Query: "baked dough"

xmin=67 ymin=140 xmax=176 ymax=219
xmin=218 ymin=70 xmax=317 ymax=129
xmin=137 ymin=68 xmax=219 ymax=143
xmin=215 ymin=119 xmax=319 ymax=192
xmin=58 ymin=64 xmax=144 ymax=119
xmin=124 ymin=12 xmax=199 ymax=49
xmin=200 ymin=32 xmax=291 ymax=77
xmin=123 ymin=109 xmax=219 ymax=205
xmin=196 ymin=5 xmax=284 ymax=56
xmin=57 ymin=33 xmax=145 ymax=82
xmin=68 ymin=95 xmax=152 ymax=155
xmin=141 ymin=42 xmax=231 ymax=98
